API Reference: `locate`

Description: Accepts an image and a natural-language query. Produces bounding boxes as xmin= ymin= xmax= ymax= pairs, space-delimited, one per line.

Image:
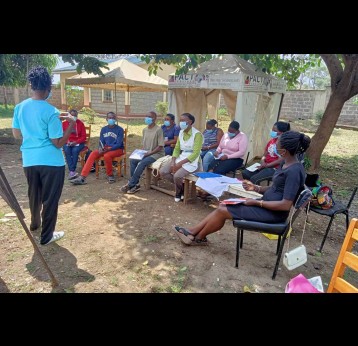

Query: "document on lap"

xmin=129 ymin=149 xmax=148 ymax=160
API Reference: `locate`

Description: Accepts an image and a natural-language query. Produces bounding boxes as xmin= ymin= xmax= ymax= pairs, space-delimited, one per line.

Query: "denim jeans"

xmin=128 ymin=156 xmax=156 ymax=188
xmin=63 ymin=143 xmax=85 ymax=172
xmin=201 ymin=149 xmax=216 ymax=171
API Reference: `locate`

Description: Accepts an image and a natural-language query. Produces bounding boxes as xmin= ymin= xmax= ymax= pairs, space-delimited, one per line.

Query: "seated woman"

xmin=207 ymin=120 xmax=248 ymax=175
xmin=161 ymin=113 xmax=180 ymax=156
xmin=242 ymin=121 xmax=291 ymax=184
xmin=159 ymin=113 xmax=203 ymax=202
xmin=172 ymin=131 xmax=310 ymax=245
xmin=62 ymin=109 xmax=87 ymax=180
xmin=201 ymin=119 xmax=224 ymax=171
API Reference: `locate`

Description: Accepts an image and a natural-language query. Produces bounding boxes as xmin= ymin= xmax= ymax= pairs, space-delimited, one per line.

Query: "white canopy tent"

xmin=66 ymin=58 xmax=168 ymax=115
xmin=168 ymin=54 xmax=287 ymax=160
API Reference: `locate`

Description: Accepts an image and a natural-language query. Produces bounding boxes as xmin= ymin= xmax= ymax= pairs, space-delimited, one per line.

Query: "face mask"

xmin=164 ymin=120 xmax=170 ymax=127
xmin=107 ymin=119 xmax=116 ymax=126
xmin=180 ymin=121 xmax=188 ymax=130
xmin=206 ymin=129 xmax=214 ymax=133
xmin=45 ymin=91 xmax=52 ymax=101
xmin=73 ymin=116 xmax=77 ymax=121
xmin=145 ymin=117 xmax=153 ymax=125
xmin=270 ymin=130 xmax=278 ymax=138
xmin=228 ymin=132 xmax=236 ymax=138
xmin=273 ymin=145 xmax=284 ymax=158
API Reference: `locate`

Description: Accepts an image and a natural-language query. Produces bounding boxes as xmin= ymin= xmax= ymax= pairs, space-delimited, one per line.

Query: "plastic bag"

xmin=285 ymin=274 xmax=322 ymax=293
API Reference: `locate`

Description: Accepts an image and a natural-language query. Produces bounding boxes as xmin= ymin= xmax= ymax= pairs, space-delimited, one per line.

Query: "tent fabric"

xmin=66 ymin=59 xmax=168 ymax=92
xmin=168 ymin=54 xmax=287 ymax=160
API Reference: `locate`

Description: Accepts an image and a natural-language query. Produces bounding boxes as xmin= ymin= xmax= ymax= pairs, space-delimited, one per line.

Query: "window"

xmin=102 ymin=90 xmax=113 ymax=103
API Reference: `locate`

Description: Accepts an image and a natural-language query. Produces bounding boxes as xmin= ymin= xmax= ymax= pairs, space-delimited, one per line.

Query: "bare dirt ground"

xmin=0 ymin=129 xmax=357 ymax=293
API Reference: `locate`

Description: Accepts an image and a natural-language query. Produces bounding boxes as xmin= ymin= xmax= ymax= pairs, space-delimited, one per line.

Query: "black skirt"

xmin=227 ymin=204 xmax=288 ymax=223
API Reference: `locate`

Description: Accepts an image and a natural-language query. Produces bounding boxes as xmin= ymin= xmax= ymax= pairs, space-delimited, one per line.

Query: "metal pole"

xmin=115 ymin=83 xmax=118 ymax=116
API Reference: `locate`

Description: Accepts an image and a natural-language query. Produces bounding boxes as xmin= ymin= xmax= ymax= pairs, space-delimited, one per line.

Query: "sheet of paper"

xmin=129 ymin=149 xmax=148 ymax=160
xmin=214 ymin=153 xmax=225 ymax=160
xmin=246 ymin=162 xmax=261 ymax=172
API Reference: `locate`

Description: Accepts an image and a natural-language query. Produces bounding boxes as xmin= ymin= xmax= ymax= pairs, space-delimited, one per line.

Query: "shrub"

xmin=155 ymin=101 xmax=168 ymax=116
xmin=314 ymin=109 xmax=324 ymax=123
xmin=80 ymin=107 xmax=97 ymax=124
xmin=217 ymin=107 xmax=228 ymax=116
xmin=65 ymin=86 xmax=84 ymax=111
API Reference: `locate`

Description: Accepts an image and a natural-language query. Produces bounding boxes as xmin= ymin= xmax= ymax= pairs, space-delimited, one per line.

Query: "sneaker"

xmin=68 ymin=171 xmax=78 ymax=180
xmin=127 ymin=185 xmax=141 ymax=194
xmin=41 ymin=231 xmax=64 ymax=245
xmin=120 ymin=183 xmax=129 ymax=192
xmin=174 ymin=194 xmax=181 ymax=202
xmin=181 ymin=195 xmax=184 ymax=200
xmin=107 ymin=175 xmax=115 ymax=184
xmin=70 ymin=176 xmax=87 ymax=185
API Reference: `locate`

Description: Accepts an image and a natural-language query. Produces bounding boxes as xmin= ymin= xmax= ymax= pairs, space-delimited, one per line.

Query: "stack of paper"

xmin=246 ymin=163 xmax=261 ymax=172
xmin=129 ymin=149 xmax=148 ymax=160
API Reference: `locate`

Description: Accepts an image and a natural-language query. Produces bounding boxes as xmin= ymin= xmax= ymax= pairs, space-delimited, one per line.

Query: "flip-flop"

xmin=172 ymin=226 xmax=194 ymax=245
xmin=172 ymin=226 xmax=209 ymax=246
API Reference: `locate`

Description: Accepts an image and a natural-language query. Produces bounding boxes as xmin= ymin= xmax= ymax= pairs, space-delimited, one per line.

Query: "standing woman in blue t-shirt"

xmin=12 ymin=66 xmax=76 ymax=246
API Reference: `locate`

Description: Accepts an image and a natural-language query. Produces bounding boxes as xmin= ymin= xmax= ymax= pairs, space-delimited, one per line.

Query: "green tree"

xmin=140 ymin=54 xmax=358 ymax=170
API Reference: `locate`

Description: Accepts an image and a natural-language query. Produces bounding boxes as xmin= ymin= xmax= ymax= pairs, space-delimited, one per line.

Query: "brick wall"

xmin=219 ymin=88 xmax=358 ymax=126
xmin=89 ymin=89 xmax=163 ymax=115
xmin=0 ymin=85 xmax=62 ymax=109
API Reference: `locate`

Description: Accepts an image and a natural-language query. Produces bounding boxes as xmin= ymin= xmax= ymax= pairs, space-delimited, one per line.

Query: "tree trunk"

xmin=306 ymin=91 xmax=346 ymax=170
xmin=3 ymin=86 xmax=7 ymax=109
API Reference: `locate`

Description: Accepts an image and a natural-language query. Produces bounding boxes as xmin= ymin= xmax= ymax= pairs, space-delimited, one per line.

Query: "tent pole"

xmin=115 ymin=83 xmax=118 ymax=116
xmin=276 ymin=93 xmax=285 ymax=122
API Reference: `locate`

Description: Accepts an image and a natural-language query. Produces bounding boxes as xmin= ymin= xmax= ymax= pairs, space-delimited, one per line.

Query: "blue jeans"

xmin=201 ymin=149 xmax=216 ymax=171
xmin=128 ymin=156 xmax=157 ymax=188
xmin=63 ymin=143 xmax=85 ymax=172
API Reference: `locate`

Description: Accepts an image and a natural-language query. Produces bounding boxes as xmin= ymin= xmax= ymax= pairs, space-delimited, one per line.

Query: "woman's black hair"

xmin=280 ymin=131 xmax=311 ymax=155
xmin=207 ymin=119 xmax=217 ymax=126
xmin=229 ymin=120 xmax=240 ymax=131
xmin=275 ymin=121 xmax=291 ymax=133
xmin=167 ymin=113 xmax=175 ymax=121
xmin=181 ymin=113 xmax=195 ymax=124
xmin=27 ymin=66 xmax=52 ymax=91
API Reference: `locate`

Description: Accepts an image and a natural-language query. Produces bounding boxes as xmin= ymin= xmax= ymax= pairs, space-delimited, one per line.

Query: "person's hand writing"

xmin=213 ymin=151 xmax=219 ymax=158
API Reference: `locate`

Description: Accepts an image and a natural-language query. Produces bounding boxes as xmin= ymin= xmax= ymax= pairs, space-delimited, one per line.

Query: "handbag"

xmin=151 ymin=155 xmax=172 ymax=177
xmin=283 ymin=202 xmax=309 ymax=271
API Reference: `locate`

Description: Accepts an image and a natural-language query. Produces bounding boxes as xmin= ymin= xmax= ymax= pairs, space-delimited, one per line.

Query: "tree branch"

xmin=320 ymin=54 xmax=343 ymax=90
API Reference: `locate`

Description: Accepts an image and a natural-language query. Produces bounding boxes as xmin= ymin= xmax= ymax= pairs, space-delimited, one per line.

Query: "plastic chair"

xmin=95 ymin=128 xmax=127 ymax=178
xmin=327 ymin=218 xmax=358 ymax=293
xmin=309 ymin=187 xmax=357 ymax=253
xmin=232 ymin=188 xmax=313 ymax=279
xmin=78 ymin=125 xmax=91 ymax=168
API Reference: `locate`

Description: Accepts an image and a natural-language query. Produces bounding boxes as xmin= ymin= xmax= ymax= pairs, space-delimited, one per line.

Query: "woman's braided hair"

xmin=27 ymin=66 xmax=52 ymax=91
xmin=280 ymin=131 xmax=311 ymax=155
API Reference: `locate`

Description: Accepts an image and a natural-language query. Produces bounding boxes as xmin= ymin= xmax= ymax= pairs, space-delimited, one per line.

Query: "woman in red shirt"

xmin=62 ymin=109 xmax=87 ymax=179
xmin=242 ymin=121 xmax=290 ymax=184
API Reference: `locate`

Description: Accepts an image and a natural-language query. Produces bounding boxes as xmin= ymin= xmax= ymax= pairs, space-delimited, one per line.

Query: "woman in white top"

xmin=160 ymin=113 xmax=203 ymax=202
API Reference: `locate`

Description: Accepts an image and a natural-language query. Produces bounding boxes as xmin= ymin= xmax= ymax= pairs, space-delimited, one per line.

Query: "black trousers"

xmin=24 ymin=165 xmax=65 ymax=245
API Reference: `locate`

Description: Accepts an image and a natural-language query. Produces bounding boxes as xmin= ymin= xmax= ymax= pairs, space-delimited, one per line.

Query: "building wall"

xmin=0 ymin=85 xmax=62 ymax=109
xmin=89 ymin=89 xmax=163 ymax=115
xmin=219 ymin=88 xmax=358 ymax=126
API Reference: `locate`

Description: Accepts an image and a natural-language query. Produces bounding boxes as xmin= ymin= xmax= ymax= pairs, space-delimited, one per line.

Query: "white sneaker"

xmin=174 ymin=197 xmax=181 ymax=202
xmin=42 ymin=231 xmax=64 ymax=245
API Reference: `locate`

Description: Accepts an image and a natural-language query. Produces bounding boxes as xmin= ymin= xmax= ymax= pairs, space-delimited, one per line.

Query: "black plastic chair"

xmin=231 ymin=152 xmax=250 ymax=178
xmin=232 ymin=188 xmax=313 ymax=279
xmin=309 ymin=187 xmax=357 ymax=253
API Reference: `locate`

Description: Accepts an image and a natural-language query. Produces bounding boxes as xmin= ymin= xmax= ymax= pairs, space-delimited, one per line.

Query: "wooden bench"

xmin=145 ymin=166 xmax=261 ymax=204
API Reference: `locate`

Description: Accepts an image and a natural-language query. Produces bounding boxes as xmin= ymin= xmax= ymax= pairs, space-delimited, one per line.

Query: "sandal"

xmin=172 ymin=226 xmax=209 ymax=246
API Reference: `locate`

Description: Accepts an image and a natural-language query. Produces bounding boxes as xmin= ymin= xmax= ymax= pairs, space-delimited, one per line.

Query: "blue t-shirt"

xmin=12 ymin=98 xmax=64 ymax=167
xmin=161 ymin=124 xmax=180 ymax=155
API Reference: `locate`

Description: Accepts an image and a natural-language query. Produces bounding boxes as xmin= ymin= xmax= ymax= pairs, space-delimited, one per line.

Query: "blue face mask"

xmin=180 ymin=121 xmax=188 ymax=130
xmin=145 ymin=117 xmax=153 ymax=125
xmin=107 ymin=119 xmax=116 ymax=126
xmin=73 ymin=116 xmax=77 ymax=121
xmin=273 ymin=145 xmax=282 ymax=157
xmin=228 ymin=132 xmax=236 ymax=138
xmin=164 ymin=120 xmax=170 ymax=127
xmin=206 ymin=129 xmax=214 ymax=133
xmin=270 ymin=130 xmax=278 ymax=138
xmin=45 ymin=91 xmax=52 ymax=101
